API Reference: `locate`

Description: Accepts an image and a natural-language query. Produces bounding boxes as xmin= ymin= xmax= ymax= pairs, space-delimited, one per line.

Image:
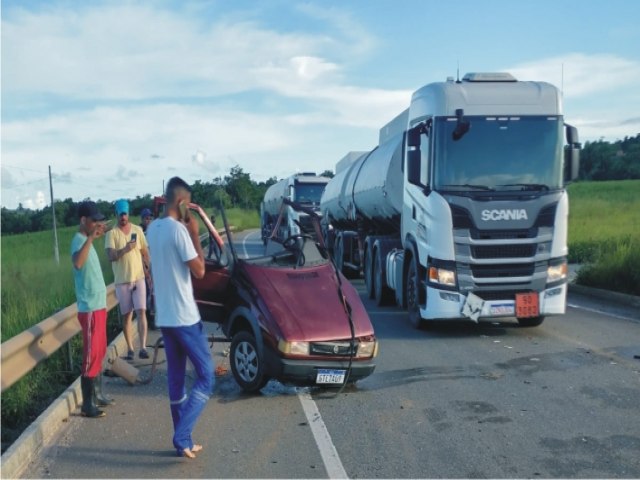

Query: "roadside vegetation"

xmin=567 ymin=180 xmax=640 ymax=296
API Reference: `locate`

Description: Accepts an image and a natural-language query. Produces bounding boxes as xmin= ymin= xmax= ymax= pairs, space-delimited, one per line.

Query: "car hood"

xmin=239 ymin=262 xmax=374 ymax=342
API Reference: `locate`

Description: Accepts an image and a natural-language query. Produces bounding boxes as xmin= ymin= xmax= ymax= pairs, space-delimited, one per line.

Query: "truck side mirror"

xmin=407 ymin=149 xmax=421 ymax=186
xmin=564 ymin=146 xmax=580 ymax=182
xmin=407 ymin=125 xmax=422 ymax=147
xmin=566 ymin=124 xmax=579 ymax=145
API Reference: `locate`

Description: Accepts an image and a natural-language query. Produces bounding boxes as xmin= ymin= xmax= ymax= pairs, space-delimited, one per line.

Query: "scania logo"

xmin=481 ymin=209 xmax=528 ymax=221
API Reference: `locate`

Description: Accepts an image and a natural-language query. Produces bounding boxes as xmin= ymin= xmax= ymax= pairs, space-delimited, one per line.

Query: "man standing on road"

xmin=105 ymin=199 xmax=152 ymax=360
xmin=71 ymin=201 xmax=112 ymax=418
xmin=146 ymin=177 xmax=214 ymax=459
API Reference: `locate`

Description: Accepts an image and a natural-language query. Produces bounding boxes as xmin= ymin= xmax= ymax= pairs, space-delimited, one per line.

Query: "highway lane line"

xmin=567 ymin=303 xmax=639 ymax=322
xmin=298 ymin=391 xmax=348 ymax=479
xmin=241 ymin=229 xmax=260 ymax=258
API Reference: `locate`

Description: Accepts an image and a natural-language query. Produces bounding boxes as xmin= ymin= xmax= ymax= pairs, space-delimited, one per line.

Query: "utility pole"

xmin=49 ymin=165 xmax=60 ymax=265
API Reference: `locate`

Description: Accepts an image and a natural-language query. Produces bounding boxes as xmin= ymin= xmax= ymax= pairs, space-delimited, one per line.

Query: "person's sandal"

xmin=125 ymin=350 xmax=135 ymax=361
xmin=139 ymin=349 xmax=150 ymax=359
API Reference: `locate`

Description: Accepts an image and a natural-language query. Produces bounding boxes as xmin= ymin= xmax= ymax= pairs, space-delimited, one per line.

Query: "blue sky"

xmin=2 ymin=0 xmax=639 ymax=209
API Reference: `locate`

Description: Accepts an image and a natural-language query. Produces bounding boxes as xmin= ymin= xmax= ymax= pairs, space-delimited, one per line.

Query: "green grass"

xmin=567 ymin=180 xmax=640 ymax=295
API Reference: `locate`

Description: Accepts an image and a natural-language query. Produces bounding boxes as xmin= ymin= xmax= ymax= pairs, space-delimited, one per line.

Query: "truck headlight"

xmin=428 ymin=266 xmax=456 ymax=287
xmin=547 ymin=262 xmax=568 ymax=282
xmin=278 ymin=340 xmax=309 ymax=356
xmin=356 ymin=340 xmax=379 ymax=358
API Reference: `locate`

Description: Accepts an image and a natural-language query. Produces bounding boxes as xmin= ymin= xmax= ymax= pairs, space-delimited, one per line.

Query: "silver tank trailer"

xmin=321 ymin=134 xmax=404 ymax=234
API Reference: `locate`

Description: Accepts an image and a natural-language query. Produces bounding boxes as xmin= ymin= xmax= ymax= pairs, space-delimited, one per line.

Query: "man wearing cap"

xmin=140 ymin=208 xmax=153 ymax=234
xmin=105 ymin=199 xmax=151 ymax=360
xmin=71 ymin=201 xmax=112 ymax=418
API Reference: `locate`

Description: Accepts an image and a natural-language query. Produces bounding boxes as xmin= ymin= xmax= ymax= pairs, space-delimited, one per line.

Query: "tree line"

xmin=2 ymin=134 xmax=638 ymax=236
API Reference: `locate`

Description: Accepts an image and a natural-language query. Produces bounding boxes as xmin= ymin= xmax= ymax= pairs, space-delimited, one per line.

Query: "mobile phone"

xmin=178 ymin=201 xmax=189 ymax=221
xmin=131 ymin=233 xmax=137 ymax=241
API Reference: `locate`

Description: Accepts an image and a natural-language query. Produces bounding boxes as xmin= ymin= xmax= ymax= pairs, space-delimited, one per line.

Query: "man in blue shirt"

xmin=71 ymin=201 xmax=112 ymax=418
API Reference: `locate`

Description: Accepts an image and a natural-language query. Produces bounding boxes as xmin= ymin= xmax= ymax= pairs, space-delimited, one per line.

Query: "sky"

xmin=2 ymin=0 xmax=639 ymax=210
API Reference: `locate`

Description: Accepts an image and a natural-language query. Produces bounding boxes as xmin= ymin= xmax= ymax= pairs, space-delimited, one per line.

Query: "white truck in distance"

xmin=320 ymin=72 xmax=581 ymax=328
xmin=261 ymin=172 xmax=331 ymax=244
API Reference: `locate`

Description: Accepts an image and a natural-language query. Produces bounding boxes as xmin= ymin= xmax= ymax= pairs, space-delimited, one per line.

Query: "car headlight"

xmin=278 ymin=340 xmax=309 ymax=356
xmin=428 ymin=266 xmax=456 ymax=286
xmin=547 ymin=262 xmax=568 ymax=282
xmin=356 ymin=340 xmax=379 ymax=358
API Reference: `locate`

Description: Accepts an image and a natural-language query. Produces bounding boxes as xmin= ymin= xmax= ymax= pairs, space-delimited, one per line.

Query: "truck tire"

xmin=363 ymin=246 xmax=374 ymax=299
xmin=406 ymin=253 xmax=424 ymax=329
xmin=374 ymin=248 xmax=393 ymax=306
xmin=230 ymin=331 xmax=269 ymax=393
xmin=517 ymin=316 xmax=545 ymax=327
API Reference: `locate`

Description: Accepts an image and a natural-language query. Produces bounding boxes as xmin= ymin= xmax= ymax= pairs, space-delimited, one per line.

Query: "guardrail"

xmin=1 ymin=285 xmax=119 ymax=393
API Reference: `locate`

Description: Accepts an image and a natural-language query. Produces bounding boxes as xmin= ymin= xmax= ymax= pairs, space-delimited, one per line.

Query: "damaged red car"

xmin=154 ymin=198 xmax=378 ymax=392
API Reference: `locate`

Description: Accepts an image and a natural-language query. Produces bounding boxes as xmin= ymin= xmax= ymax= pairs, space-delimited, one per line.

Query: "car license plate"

xmin=516 ymin=292 xmax=539 ymax=318
xmin=316 ymin=369 xmax=346 ymax=384
xmin=490 ymin=303 xmax=515 ymax=316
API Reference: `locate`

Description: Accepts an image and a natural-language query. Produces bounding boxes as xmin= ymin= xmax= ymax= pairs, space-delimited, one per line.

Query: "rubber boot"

xmin=94 ymin=373 xmax=115 ymax=407
xmin=81 ymin=376 xmax=105 ymax=418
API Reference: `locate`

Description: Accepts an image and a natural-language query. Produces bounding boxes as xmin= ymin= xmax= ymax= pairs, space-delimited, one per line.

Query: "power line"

xmin=2 ymin=164 xmax=48 ymax=174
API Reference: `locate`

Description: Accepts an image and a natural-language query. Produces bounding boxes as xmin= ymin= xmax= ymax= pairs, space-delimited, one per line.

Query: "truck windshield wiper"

xmin=497 ymin=183 xmax=550 ymax=191
xmin=441 ymin=184 xmax=494 ymax=191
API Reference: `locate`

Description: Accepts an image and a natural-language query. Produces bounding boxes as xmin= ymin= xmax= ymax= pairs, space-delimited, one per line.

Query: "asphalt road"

xmin=24 ymin=229 xmax=640 ymax=479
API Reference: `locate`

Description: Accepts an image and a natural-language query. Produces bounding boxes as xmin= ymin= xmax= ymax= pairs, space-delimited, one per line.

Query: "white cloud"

xmin=507 ymin=53 xmax=640 ymax=98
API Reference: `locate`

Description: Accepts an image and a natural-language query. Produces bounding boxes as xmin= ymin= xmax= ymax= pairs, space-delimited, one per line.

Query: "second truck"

xmin=321 ymin=72 xmax=581 ymax=328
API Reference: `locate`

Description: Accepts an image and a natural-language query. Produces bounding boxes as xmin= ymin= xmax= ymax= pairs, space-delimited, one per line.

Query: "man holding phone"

xmin=146 ymin=177 xmax=213 ymax=459
xmin=105 ymin=199 xmax=152 ymax=360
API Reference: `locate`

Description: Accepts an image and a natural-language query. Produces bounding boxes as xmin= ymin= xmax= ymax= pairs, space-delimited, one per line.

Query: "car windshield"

xmin=294 ymin=183 xmax=325 ymax=205
xmin=434 ymin=115 xmax=564 ymax=193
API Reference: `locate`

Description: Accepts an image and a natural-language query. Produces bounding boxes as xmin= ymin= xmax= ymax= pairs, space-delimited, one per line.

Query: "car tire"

xmin=406 ymin=253 xmax=424 ymax=329
xmin=230 ymin=331 xmax=268 ymax=393
xmin=517 ymin=316 xmax=545 ymax=327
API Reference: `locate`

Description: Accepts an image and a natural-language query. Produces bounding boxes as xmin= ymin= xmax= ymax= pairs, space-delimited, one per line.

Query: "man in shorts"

xmin=105 ymin=199 xmax=152 ymax=360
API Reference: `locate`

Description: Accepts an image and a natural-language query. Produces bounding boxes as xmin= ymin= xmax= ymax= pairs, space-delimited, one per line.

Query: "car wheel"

xmin=363 ymin=247 xmax=374 ymax=299
xmin=230 ymin=331 xmax=268 ymax=393
xmin=517 ymin=316 xmax=545 ymax=327
xmin=406 ymin=254 xmax=424 ymax=329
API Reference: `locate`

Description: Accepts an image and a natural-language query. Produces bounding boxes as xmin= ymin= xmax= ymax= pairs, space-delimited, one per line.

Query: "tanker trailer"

xmin=261 ymin=172 xmax=330 ymax=244
xmin=321 ymin=72 xmax=581 ymax=328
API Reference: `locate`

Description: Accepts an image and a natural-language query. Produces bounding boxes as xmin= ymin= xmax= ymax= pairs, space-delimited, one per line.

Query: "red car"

xmin=154 ymin=198 xmax=378 ymax=392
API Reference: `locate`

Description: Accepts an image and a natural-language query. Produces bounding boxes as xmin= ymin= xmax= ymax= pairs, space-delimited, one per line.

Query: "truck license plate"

xmin=516 ymin=292 xmax=539 ymax=318
xmin=316 ymin=369 xmax=346 ymax=384
xmin=490 ymin=303 xmax=515 ymax=316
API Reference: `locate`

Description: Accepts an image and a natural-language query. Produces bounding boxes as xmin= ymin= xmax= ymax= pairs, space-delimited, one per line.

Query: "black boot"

xmin=94 ymin=373 xmax=115 ymax=407
xmin=81 ymin=376 xmax=105 ymax=418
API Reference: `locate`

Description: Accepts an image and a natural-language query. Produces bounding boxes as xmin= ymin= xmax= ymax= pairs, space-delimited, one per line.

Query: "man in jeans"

xmin=71 ymin=201 xmax=112 ymax=418
xmin=105 ymin=199 xmax=151 ymax=360
xmin=146 ymin=177 xmax=214 ymax=459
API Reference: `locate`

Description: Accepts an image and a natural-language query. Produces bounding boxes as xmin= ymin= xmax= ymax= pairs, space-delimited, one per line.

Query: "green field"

xmin=567 ymin=180 xmax=640 ymax=295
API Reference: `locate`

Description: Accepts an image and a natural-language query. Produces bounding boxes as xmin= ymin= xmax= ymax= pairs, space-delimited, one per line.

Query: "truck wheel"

xmin=517 ymin=316 xmax=545 ymax=327
xmin=406 ymin=255 xmax=423 ymax=329
xmin=374 ymin=248 xmax=393 ymax=306
xmin=230 ymin=331 xmax=269 ymax=393
xmin=363 ymin=247 xmax=374 ymax=299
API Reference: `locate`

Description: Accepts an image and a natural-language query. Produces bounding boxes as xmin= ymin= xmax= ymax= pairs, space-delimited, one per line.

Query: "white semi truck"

xmin=261 ymin=172 xmax=331 ymax=244
xmin=320 ymin=72 xmax=581 ymax=328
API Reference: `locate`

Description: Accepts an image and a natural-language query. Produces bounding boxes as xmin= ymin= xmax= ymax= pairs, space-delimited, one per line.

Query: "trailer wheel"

xmin=363 ymin=247 xmax=374 ymax=299
xmin=230 ymin=331 xmax=269 ymax=393
xmin=374 ymin=248 xmax=393 ymax=306
xmin=406 ymin=254 xmax=423 ymax=329
xmin=517 ymin=316 xmax=545 ymax=327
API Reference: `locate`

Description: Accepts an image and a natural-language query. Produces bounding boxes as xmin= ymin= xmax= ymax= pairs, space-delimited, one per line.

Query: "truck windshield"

xmin=434 ymin=116 xmax=564 ymax=192
xmin=294 ymin=183 xmax=325 ymax=205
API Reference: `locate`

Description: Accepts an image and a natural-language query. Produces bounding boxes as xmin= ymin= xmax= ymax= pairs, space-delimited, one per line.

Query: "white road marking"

xmin=298 ymin=390 xmax=348 ymax=479
xmin=241 ymin=229 xmax=260 ymax=259
xmin=567 ymin=303 xmax=639 ymax=321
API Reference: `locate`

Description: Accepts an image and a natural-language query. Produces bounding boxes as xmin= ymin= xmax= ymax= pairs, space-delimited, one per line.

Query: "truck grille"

xmin=471 ymin=244 xmax=537 ymax=259
xmin=471 ymin=263 xmax=534 ymax=278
